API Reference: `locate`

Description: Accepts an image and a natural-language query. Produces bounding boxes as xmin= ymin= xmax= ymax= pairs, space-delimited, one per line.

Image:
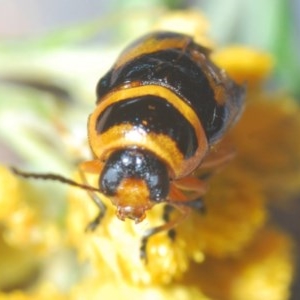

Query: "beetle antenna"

xmin=11 ymin=167 xmax=100 ymax=192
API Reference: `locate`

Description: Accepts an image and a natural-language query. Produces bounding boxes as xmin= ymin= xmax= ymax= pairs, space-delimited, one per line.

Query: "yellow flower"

xmin=0 ymin=166 xmax=61 ymax=291
xmin=70 ymin=279 xmax=210 ymax=300
xmin=181 ymin=228 xmax=294 ymax=300
xmin=213 ymin=45 xmax=300 ymax=200
xmin=212 ymin=46 xmax=274 ymax=86
xmin=0 ymin=283 xmax=66 ymax=300
xmin=0 ymin=166 xmax=20 ymax=221
xmin=230 ymin=94 xmax=300 ymax=200
xmin=0 ymin=167 xmax=38 ymax=290
xmin=153 ymin=10 xmax=214 ymax=48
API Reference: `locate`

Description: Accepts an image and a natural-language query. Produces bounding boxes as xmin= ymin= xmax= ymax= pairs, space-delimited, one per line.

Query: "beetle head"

xmin=99 ymin=149 xmax=170 ymax=223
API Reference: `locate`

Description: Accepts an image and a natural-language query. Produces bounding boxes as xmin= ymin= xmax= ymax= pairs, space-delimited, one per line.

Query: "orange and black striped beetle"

xmin=13 ymin=31 xmax=245 ymax=260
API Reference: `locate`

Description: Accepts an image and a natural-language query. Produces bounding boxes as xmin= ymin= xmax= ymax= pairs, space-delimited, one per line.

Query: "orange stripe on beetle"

xmin=88 ymin=84 xmax=209 ymax=178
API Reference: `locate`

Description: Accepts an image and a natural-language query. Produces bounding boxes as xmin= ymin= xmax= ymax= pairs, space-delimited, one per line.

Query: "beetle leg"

xmin=79 ymin=159 xmax=105 ymax=174
xmin=162 ymin=204 xmax=176 ymax=240
xmin=169 ymin=178 xmax=206 ymax=211
xmin=140 ymin=204 xmax=191 ymax=262
xmin=174 ymin=176 xmax=208 ymax=195
xmin=78 ymin=163 xmax=107 ymax=231
xmin=199 ymin=138 xmax=236 ymax=171
xmin=171 ymin=177 xmax=207 ymax=213
xmin=173 ymin=197 xmax=206 ymax=214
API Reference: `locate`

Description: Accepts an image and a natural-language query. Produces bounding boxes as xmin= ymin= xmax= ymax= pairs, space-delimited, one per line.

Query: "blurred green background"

xmin=0 ymin=0 xmax=299 ymax=96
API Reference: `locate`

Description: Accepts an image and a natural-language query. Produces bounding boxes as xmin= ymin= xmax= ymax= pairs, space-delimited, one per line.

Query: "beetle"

xmin=12 ymin=31 xmax=245 ymax=260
